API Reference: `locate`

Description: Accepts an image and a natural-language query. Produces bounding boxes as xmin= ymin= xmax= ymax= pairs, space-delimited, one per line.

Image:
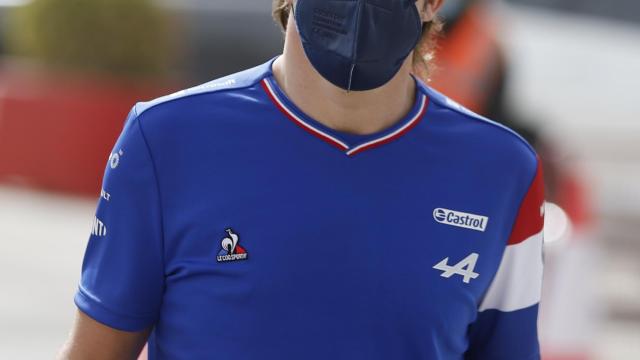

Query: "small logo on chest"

xmin=433 ymin=208 xmax=489 ymax=232
xmin=216 ymin=228 xmax=248 ymax=262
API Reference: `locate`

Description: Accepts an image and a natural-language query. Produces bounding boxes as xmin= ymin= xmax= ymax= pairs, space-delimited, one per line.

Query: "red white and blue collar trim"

xmin=261 ymin=76 xmax=429 ymax=157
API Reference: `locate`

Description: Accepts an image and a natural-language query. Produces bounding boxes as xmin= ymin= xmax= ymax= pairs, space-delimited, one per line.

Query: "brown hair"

xmin=271 ymin=0 xmax=442 ymax=81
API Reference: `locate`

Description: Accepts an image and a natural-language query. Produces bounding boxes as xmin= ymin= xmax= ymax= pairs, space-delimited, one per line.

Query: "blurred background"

xmin=0 ymin=0 xmax=638 ymax=358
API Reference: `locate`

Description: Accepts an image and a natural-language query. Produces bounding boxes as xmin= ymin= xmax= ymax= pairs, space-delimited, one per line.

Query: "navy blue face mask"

xmin=294 ymin=0 xmax=423 ymax=91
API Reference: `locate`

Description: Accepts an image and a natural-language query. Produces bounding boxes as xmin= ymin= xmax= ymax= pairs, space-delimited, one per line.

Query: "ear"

xmin=422 ymin=0 xmax=445 ymax=23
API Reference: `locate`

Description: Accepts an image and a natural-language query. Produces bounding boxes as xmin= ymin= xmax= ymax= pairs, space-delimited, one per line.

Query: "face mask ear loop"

xmin=347 ymin=0 xmax=366 ymax=93
xmin=347 ymin=64 xmax=356 ymax=93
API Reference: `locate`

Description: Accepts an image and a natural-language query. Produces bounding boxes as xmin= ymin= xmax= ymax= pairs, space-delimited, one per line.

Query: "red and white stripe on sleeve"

xmin=479 ymin=156 xmax=545 ymax=312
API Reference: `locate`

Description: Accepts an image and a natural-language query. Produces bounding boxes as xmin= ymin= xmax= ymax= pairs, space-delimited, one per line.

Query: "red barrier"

xmin=0 ymin=62 xmax=172 ymax=195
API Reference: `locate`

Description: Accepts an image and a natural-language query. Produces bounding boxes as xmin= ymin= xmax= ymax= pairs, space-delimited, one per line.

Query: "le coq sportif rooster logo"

xmin=216 ymin=228 xmax=248 ymax=262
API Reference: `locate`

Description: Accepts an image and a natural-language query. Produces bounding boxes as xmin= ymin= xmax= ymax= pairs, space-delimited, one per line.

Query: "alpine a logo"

xmin=433 ymin=208 xmax=489 ymax=232
xmin=216 ymin=228 xmax=248 ymax=262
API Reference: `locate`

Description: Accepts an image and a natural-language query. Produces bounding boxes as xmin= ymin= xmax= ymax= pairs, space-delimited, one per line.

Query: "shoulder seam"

xmin=132 ymin=108 xmax=167 ymax=272
xmin=423 ymin=88 xmax=537 ymax=157
xmin=135 ymin=74 xmax=267 ymax=117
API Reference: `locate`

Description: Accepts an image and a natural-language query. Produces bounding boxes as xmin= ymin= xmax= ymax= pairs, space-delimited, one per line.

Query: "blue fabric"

xmin=76 ymin=57 xmax=541 ymax=359
xmin=465 ymin=305 xmax=541 ymax=360
xmin=75 ymin=107 xmax=164 ymax=332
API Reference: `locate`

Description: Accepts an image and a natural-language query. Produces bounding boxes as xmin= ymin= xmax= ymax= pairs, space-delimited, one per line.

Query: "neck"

xmin=272 ymin=25 xmax=417 ymax=136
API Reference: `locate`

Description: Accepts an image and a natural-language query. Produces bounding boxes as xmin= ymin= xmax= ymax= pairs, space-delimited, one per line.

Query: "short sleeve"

xmin=74 ymin=107 xmax=164 ymax=332
xmin=466 ymin=155 xmax=545 ymax=359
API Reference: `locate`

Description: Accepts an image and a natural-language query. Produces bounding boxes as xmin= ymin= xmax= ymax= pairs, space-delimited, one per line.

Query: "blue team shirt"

xmin=76 ymin=57 xmax=546 ymax=359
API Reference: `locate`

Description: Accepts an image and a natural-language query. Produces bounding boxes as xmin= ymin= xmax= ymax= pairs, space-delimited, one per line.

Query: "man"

xmin=60 ymin=0 xmax=545 ymax=359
